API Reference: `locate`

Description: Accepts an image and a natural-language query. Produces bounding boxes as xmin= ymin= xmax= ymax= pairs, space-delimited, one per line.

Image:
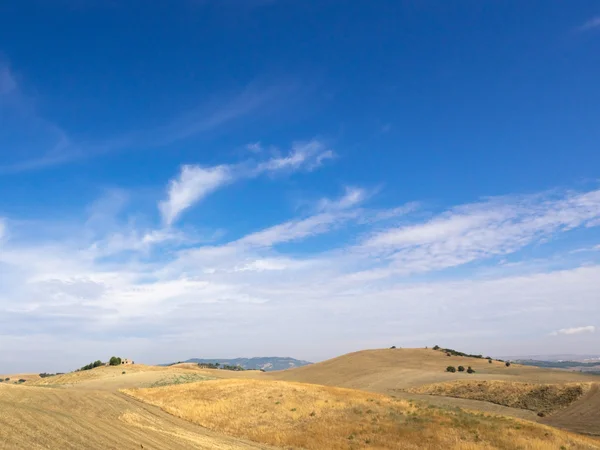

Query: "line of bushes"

xmin=39 ymin=372 xmax=64 ymax=378
xmin=77 ymin=356 xmax=124 ymax=371
xmin=447 ymin=365 xmax=476 ymax=374
xmin=433 ymin=345 xmax=484 ymax=359
xmin=198 ymin=362 xmax=246 ymax=371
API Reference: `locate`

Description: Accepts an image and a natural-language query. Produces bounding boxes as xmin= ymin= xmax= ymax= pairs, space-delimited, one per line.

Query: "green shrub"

xmin=488 ymin=359 xmax=492 ymax=364
xmin=446 ymin=366 xmax=456 ymax=373
xmin=109 ymin=356 xmax=122 ymax=366
xmin=434 ymin=346 xmax=483 ymax=359
xmin=505 ymin=362 xmax=511 ymax=367
xmin=467 ymin=366 xmax=475 ymax=374
xmin=457 ymin=366 xmax=465 ymax=372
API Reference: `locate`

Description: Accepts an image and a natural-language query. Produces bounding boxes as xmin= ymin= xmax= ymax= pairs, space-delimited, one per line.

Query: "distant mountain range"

xmin=163 ymin=357 xmax=312 ymax=372
xmin=498 ymin=354 xmax=600 ymax=363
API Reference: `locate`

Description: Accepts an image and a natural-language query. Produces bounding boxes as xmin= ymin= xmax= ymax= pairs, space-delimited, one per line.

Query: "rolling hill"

xmin=122 ymin=378 xmax=600 ymax=450
xmin=5 ymin=347 xmax=600 ymax=448
xmin=265 ymin=347 xmax=600 ymax=436
xmin=266 ymin=348 xmax=599 ymax=391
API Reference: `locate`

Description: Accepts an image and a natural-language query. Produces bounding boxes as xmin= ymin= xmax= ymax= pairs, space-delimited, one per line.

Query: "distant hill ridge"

xmin=163 ymin=357 xmax=312 ymax=371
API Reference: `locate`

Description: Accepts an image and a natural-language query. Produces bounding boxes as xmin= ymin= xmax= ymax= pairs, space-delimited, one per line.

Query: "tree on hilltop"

xmin=109 ymin=356 xmax=122 ymax=366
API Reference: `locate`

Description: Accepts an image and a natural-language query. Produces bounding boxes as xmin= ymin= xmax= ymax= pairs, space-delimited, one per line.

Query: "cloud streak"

xmin=551 ymin=326 xmax=596 ymax=336
xmin=159 ymin=165 xmax=232 ymax=226
xmin=159 ymin=140 xmax=334 ymax=225
xmin=579 ymin=16 xmax=600 ymax=31
xmin=0 ymin=70 xmax=298 ymax=173
xmin=2 ymin=179 xmax=600 ymax=371
xmin=357 ymin=189 xmax=600 ymax=277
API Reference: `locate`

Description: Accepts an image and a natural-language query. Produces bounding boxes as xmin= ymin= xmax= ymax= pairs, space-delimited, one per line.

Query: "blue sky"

xmin=1 ymin=1 xmax=600 ymax=372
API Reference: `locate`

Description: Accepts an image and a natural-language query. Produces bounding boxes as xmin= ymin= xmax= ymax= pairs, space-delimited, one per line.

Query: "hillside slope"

xmin=122 ymin=378 xmax=600 ymax=450
xmin=267 ymin=348 xmax=598 ymax=393
xmin=542 ymin=384 xmax=600 ymax=436
xmin=0 ymin=383 xmax=270 ymax=449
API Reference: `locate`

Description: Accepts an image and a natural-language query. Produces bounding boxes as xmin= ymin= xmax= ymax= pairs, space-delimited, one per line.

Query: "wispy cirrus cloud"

xmin=159 ymin=140 xmax=334 ymax=225
xmin=159 ymin=165 xmax=233 ymax=226
xmin=255 ymin=140 xmax=334 ymax=173
xmin=0 ymin=63 xmax=299 ymax=174
xmin=357 ymin=189 xmax=600 ymax=277
xmin=579 ymin=16 xmax=600 ymax=31
xmin=317 ymin=186 xmax=368 ymax=212
xmin=551 ymin=326 xmax=596 ymax=336
xmin=2 ymin=177 xmax=600 ymax=371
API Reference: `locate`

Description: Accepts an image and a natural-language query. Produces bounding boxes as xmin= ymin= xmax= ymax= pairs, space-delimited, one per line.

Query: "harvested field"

xmin=0 ymin=383 xmax=270 ymax=450
xmin=122 ymin=378 xmax=600 ymax=450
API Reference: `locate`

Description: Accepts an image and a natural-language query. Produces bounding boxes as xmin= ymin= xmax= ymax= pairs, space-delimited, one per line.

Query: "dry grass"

xmin=0 ymin=373 xmax=41 ymax=384
xmin=28 ymin=364 xmax=170 ymax=386
xmin=0 ymin=383 xmax=267 ymax=449
xmin=29 ymin=363 xmax=263 ymax=388
xmin=266 ymin=348 xmax=599 ymax=393
xmin=122 ymin=378 xmax=600 ymax=449
xmin=149 ymin=373 xmax=216 ymax=388
xmin=409 ymin=380 xmax=593 ymax=415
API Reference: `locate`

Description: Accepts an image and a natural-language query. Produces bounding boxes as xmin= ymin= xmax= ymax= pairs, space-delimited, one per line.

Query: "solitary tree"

xmin=505 ymin=361 xmax=511 ymax=367
xmin=467 ymin=366 xmax=475 ymax=374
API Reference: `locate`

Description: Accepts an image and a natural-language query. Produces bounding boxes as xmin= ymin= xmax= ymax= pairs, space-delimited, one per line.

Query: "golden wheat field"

xmin=0 ymin=382 xmax=271 ymax=450
xmin=122 ymin=378 xmax=600 ymax=450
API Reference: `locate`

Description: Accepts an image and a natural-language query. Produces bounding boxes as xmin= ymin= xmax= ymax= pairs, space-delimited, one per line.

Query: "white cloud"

xmin=358 ymin=189 xmax=600 ymax=276
xmin=238 ymin=212 xmax=347 ymax=247
xmin=159 ymin=140 xmax=334 ymax=225
xmin=0 ymin=218 xmax=6 ymax=242
xmin=318 ymin=186 xmax=367 ymax=212
xmin=159 ymin=165 xmax=231 ymax=226
xmin=3 ymin=184 xmax=600 ymax=371
xmin=551 ymin=326 xmax=596 ymax=336
xmin=256 ymin=140 xmax=334 ymax=173
xmin=246 ymin=142 xmax=263 ymax=153
xmin=579 ymin=16 xmax=600 ymax=31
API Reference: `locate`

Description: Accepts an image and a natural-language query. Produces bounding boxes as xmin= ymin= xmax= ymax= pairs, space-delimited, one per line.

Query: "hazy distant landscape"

xmin=162 ymin=357 xmax=312 ymax=371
